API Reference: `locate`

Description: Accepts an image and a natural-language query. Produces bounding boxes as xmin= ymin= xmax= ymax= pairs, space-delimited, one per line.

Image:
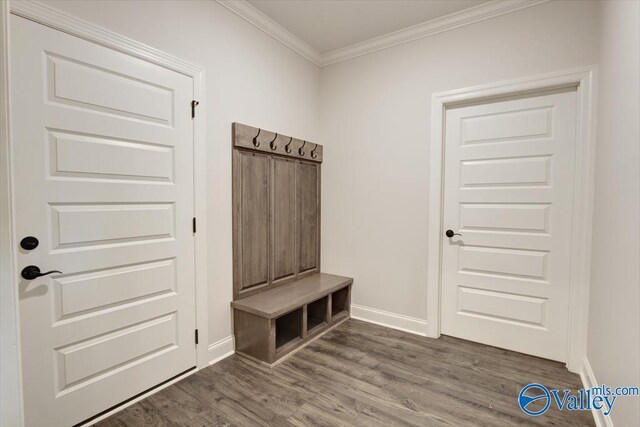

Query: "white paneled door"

xmin=441 ymin=90 xmax=577 ymax=361
xmin=11 ymin=16 xmax=197 ymax=426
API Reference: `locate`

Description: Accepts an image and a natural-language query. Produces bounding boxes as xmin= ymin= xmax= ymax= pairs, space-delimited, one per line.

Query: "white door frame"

xmin=426 ymin=66 xmax=598 ymax=373
xmin=0 ymin=1 xmax=209 ymax=424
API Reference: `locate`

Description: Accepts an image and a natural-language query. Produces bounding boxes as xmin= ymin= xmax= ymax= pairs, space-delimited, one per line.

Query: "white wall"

xmin=320 ymin=0 xmax=599 ymax=323
xmin=36 ymin=0 xmax=321 ymax=348
xmin=588 ymin=1 xmax=640 ymax=426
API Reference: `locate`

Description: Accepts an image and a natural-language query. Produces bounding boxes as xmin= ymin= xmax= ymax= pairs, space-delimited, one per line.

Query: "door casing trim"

xmin=426 ymin=66 xmax=598 ymax=373
xmin=1 ymin=1 xmax=209 ymax=424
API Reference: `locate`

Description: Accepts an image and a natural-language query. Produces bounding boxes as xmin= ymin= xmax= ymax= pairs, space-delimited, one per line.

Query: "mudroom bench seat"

xmin=231 ymin=273 xmax=353 ymax=366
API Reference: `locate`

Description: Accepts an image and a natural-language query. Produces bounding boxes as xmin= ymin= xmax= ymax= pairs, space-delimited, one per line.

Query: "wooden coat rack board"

xmin=231 ymin=122 xmax=353 ymax=366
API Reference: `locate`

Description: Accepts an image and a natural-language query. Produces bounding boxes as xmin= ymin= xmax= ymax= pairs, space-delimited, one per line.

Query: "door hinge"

xmin=195 ymin=329 xmax=199 ymax=345
xmin=191 ymin=100 xmax=199 ymax=119
xmin=192 ymin=217 xmax=196 ymax=233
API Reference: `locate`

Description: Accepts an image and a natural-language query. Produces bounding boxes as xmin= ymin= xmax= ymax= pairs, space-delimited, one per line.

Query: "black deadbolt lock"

xmin=20 ymin=236 xmax=39 ymax=250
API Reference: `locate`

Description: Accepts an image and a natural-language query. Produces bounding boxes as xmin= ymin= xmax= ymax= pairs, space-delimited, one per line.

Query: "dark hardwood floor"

xmin=97 ymin=319 xmax=594 ymax=426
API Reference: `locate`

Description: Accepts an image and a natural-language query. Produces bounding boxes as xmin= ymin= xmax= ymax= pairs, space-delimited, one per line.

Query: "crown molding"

xmin=216 ymin=0 xmax=322 ymax=66
xmin=321 ymin=0 xmax=551 ymax=66
xmin=217 ymin=0 xmax=551 ymax=68
xmin=10 ymin=0 xmax=205 ymax=76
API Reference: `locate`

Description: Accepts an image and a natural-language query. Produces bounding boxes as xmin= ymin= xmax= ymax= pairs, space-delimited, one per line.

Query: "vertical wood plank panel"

xmin=298 ymin=162 xmax=319 ymax=273
xmin=272 ymin=158 xmax=296 ymax=282
xmin=239 ymin=151 xmax=270 ymax=293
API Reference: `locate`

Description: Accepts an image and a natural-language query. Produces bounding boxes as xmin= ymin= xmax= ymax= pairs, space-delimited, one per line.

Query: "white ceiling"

xmin=246 ymin=0 xmax=490 ymax=54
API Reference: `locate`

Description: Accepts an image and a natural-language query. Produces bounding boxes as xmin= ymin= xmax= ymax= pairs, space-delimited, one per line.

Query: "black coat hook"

xmin=269 ymin=133 xmax=278 ymax=150
xmin=299 ymin=140 xmax=306 ymax=156
xmin=311 ymin=143 xmax=318 ymax=159
xmin=252 ymin=128 xmax=262 ymax=147
xmin=285 ymin=137 xmax=293 ymax=153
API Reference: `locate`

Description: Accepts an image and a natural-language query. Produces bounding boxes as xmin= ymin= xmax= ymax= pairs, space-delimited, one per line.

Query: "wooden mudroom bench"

xmin=232 ymin=273 xmax=352 ymax=365
xmin=231 ymin=122 xmax=353 ymax=366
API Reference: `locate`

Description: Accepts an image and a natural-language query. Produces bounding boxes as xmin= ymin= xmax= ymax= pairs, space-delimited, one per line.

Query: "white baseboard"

xmin=208 ymin=335 xmax=235 ymax=365
xmin=351 ymin=304 xmax=428 ymax=336
xmin=580 ymin=357 xmax=614 ymax=427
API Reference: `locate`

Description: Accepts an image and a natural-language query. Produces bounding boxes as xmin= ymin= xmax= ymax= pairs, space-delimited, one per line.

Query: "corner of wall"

xmin=579 ymin=357 xmax=614 ymax=427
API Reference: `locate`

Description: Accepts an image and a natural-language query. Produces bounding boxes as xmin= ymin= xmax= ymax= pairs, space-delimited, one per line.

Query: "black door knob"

xmin=445 ymin=229 xmax=462 ymax=238
xmin=20 ymin=236 xmax=39 ymax=250
xmin=21 ymin=265 xmax=62 ymax=280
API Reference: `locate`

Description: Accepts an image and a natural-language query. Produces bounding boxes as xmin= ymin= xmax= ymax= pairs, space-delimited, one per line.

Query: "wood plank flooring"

xmin=97 ymin=319 xmax=594 ymax=426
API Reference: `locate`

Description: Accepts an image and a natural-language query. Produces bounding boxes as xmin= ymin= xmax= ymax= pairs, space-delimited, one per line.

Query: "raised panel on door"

xmin=11 ymin=16 xmax=196 ymax=426
xmin=50 ymin=203 xmax=175 ymax=249
xmin=48 ymin=130 xmax=174 ymax=182
xmin=272 ymin=158 xmax=297 ymax=283
xmin=238 ymin=151 xmax=270 ymax=293
xmin=52 ymin=258 xmax=177 ymax=321
xmin=46 ymin=53 xmax=174 ymax=125
xmin=441 ymin=90 xmax=577 ymax=362
xmin=55 ymin=313 xmax=178 ymax=393
xmin=298 ymin=162 xmax=320 ymax=273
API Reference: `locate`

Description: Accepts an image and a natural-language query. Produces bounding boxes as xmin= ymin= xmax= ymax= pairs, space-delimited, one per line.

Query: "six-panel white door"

xmin=11 ymin=16 xmax=197 ymax=426
xmin=441 ymin=90 xmax=578 ymax=361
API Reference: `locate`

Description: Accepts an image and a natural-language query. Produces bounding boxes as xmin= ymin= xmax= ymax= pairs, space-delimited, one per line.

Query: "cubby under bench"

xmin=231 ymin=273 xmax=353 ymax=366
